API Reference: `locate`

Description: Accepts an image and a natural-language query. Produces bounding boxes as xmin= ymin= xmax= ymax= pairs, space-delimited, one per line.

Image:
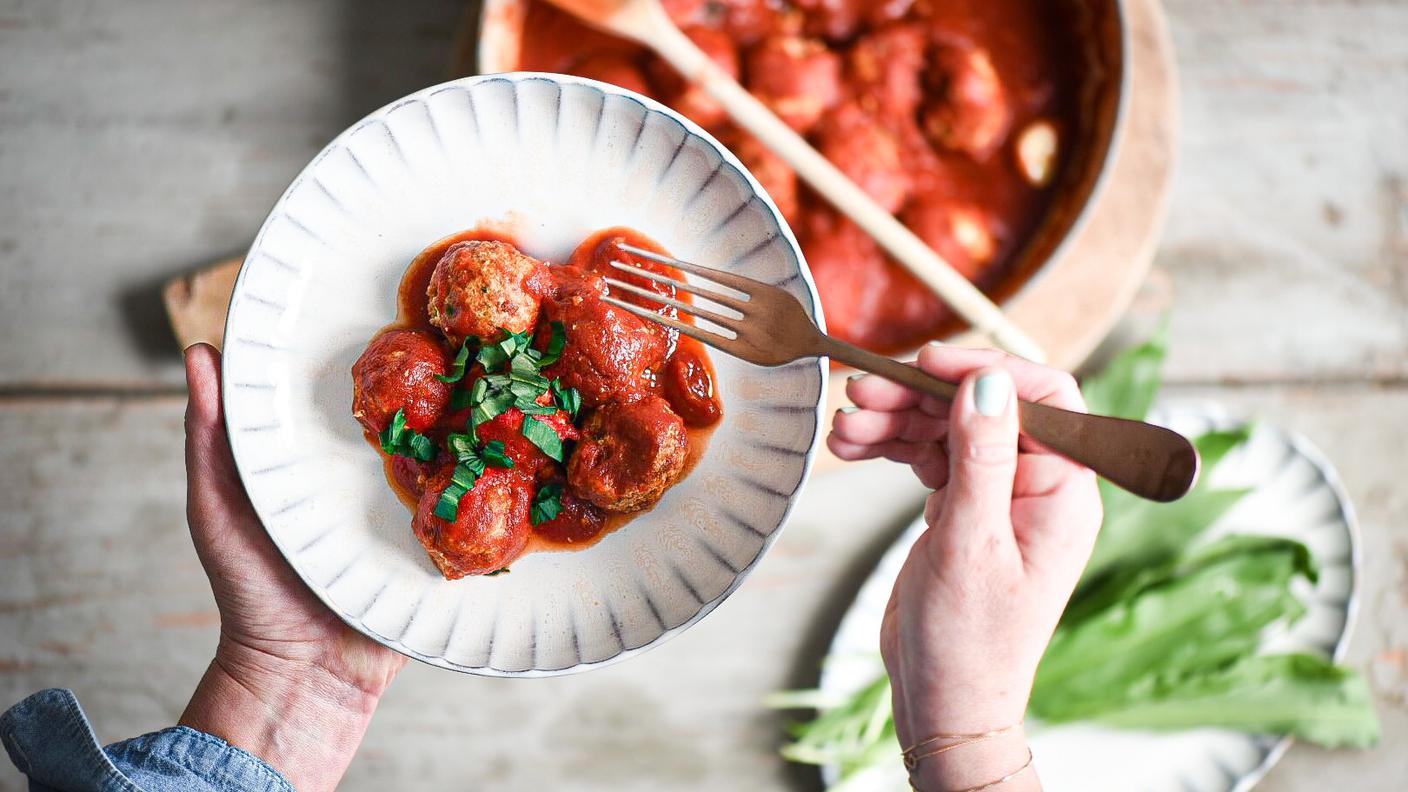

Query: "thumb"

xmin=941 ymin=367 xmax=1019 ymax=539
xmin=183 ymin=343 xmax=250 ymax=535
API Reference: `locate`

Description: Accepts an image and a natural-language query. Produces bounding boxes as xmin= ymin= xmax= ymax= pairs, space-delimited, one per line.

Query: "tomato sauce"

xmin=516 ymin=0 xmax=1092 ymax=353
xmin=365 ymin=225 xmax=721 ymax=565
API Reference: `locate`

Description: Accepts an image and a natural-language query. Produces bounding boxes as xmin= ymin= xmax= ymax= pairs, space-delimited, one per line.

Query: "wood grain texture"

xmin=0 ymin=0 xmax=464 ymax=389
xmin=1156 ymin=0 xmax=1408 ymax=385
xmin=1 ymin=389 xmax=1405 ymax=790
xmin=1 ymin=0 xmax=1407 ymax=789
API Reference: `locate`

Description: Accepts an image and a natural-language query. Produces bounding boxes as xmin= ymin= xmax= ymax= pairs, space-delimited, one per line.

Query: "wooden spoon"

xmin=541 ymin=0 xmax=1049 ymax=363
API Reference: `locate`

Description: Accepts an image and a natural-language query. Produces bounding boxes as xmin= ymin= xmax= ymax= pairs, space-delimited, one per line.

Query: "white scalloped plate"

xmin=221 ymin=73 xmax=827 ymax=676
xmin=818 ymin=403 xmax=1359 ymax=791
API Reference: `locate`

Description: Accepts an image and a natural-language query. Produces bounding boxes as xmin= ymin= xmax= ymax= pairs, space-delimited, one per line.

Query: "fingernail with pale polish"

xmin=973 ymin=370 xmax=1012 ymax=417
xmin=846 ymin=372 xmax=866 ymax=382
xmin=926 ymin=339 xmax=945 ymax=348
xmin=839 ymin=405 xmax=860 ymax=415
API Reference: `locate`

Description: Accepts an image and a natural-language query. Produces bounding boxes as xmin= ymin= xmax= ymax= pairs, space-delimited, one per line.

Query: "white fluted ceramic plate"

xmin=221 ymin=73 xmax=826 ymax=676
xmin=818 ymin=403 xmax=1359 ymax=791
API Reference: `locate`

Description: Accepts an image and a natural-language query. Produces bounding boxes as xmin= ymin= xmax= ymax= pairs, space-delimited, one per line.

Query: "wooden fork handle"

xmin=822 ymin=339 xmax=1199 ymax=502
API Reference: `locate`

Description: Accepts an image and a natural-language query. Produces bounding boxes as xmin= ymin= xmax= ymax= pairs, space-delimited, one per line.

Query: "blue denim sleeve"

xmin=1 ymin=689 xmax=294 ymax=792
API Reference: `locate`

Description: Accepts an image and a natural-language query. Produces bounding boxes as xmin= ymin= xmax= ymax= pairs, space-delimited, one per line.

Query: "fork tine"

xmin=608 ymin=260 xmax=749 ymax=312
xmin=603 ymin=277 xmax=743 ymax=329
xmin=600 ymin=296 xmax=738 ymax=352
xmin=618 ymin=243 xmax=758 ymax=300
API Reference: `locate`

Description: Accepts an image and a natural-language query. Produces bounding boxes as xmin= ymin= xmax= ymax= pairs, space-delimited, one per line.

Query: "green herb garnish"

xmin=378 ymin=408 xmax=435 ymax=462
xmin=531 ymin=482 xmax=564 ymax=526
xmin=436 ymin=337 xmax=478 ymax=384
xmin=551 ymin=379 xmax=582 ymax=418
xmin=536 ymin=321 xmax=567 ymax=368
xmin=521 ymin=415 xmax=565 ymax=462
xmin=433 ymin=461 xmax=479 ymax=521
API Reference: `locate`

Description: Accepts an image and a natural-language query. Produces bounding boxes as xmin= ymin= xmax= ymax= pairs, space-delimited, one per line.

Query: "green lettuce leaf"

xmin=1080 ymin=322 xmax=1168 ymax=421
xmin=1082 ymin=427 xmax=1254 ymax=584
xmin=1033 ymin=536 xmax=1315 ymax=720
xmin=1088 ymin=653 xmax=1380 ymax=748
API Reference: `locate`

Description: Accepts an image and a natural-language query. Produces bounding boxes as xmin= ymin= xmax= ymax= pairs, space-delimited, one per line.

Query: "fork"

xmin=601 ymin=244 xmax=1199 ymax=503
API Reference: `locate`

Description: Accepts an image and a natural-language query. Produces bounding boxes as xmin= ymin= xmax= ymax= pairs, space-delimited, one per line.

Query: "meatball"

xmin=815 ymin=102 xmax=910 ymax=213
xmin=351 ymin=329 xmax=451 ymax=434
xmin=651 ymin=26 xmax=738 ymax=129
xmin=390 ymin=454 xmax=440 ymax=499
xmin=540 ymin=268 xmax=668 ymax=408
xmin=745 ymin=35 xmax=843 ymax=133
xmin=718 ymin=0 xmax=799 ymax=46
xmin=794 ymin=0 xmax=866 ymax=42
xmin=533 ymin=488 xmax=609 ymax=545
xmin=571 ymin=52 xmax=654 ymax=97
xmin=413 ymin=465 xmax=533 ymax=579
xmin=900 ymin=195 xmax=1006 ymax=281
xmin=801 ymin=211 xmax=943 ymax=349
xmin=922 ymin=39 xmax=1012 ymax=161
xmin=426 ymin=240 xmax=547 ymax=344
xmin=730 ymin=133 xmax=799 ymax=223
xmin=847 ymin=24 xmax=927 ymax=120
xmin=476 ymin=404 xmax=579 ymax=479
xmin=568 ymin=397 xmax=688 ymax=512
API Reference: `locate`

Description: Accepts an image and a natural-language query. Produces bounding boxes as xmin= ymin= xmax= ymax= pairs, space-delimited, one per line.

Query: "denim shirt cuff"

xmin=2 ymin=688 xmax=294 ymax=792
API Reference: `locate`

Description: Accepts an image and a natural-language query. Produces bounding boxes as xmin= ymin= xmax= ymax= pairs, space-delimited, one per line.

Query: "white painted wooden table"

xmin=1 ymin=1 xmax=1404 ymax=789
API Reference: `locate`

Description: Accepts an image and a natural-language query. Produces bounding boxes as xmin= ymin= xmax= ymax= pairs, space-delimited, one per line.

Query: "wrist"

xmin=179 ymin=636 xmax=387 ymax=792
xmin=908 ymin=728 xmax=1039 ymax=792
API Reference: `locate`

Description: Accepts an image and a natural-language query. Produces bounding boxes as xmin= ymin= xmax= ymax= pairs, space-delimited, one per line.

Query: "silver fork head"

xmin=601 ymin=246 xmax=818 ymax=367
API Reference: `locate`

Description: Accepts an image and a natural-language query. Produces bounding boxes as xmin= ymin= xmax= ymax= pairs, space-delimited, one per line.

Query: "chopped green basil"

xmin=436 ymin=338 xmax=476 ymax=384
xmin=522 ymin=415 xmax=564 ymax=462
xmin=551 ymin=380 xmax=582 ymax=419
xmin=378 ymin=409 xmax=409 ymax=455
xmin=481 ymin=440 xmax=514 ymax=468
xmin=407 ymin=432 xmax=436 ymax=462
xmin=536 ymin=321 xmax=567 ymax=367
xmin=379 ymin=408 xmax=436 ymax=461
xmin=531 ymin=482 xmax=563 ymax=526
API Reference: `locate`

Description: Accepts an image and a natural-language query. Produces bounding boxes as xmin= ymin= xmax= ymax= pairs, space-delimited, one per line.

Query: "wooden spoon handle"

xmin=644 ymin=24 xmax=1047 ymax=363
xmin=821 ymin=338 xmax=1199 ymax=502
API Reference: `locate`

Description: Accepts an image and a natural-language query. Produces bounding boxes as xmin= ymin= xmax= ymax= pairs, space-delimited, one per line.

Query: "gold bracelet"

xmin=908 ymin=747 xmax=1034 ymax=792
xmin=901 ymin=722 xmax=1023 ymax=770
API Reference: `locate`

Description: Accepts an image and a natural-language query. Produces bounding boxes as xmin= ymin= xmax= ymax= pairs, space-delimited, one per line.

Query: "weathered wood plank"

xmin=1158 ymin=0 xmax=1408 ymax=384
xmin=2 ymin=0 xmax=1406 ymax=388
xmin=0 ymin=0 xmax=463 ymax=389
xmin=2 ymin=387 xmax=1405 ymax=789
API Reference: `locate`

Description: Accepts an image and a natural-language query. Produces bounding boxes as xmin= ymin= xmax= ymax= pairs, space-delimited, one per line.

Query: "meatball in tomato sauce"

xmin=413 ymin=466 xmax=534 ymax=579
xmin=540 ymin=269 xmax=668 ymax=408
xmin=923 ymin=39 xmax=1012 ymax=162
xmin=427 ymin=240 xmax=548 ymax=344
xmin=814 ymin=102 xmax=911 ymax=214
xmin=746 ymin=35 xmax=842 ymax=133
xmin=568 ymin=396 xmax=688 ymax=513
xmin=351 ymin=329 xmax=451 ymax=435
